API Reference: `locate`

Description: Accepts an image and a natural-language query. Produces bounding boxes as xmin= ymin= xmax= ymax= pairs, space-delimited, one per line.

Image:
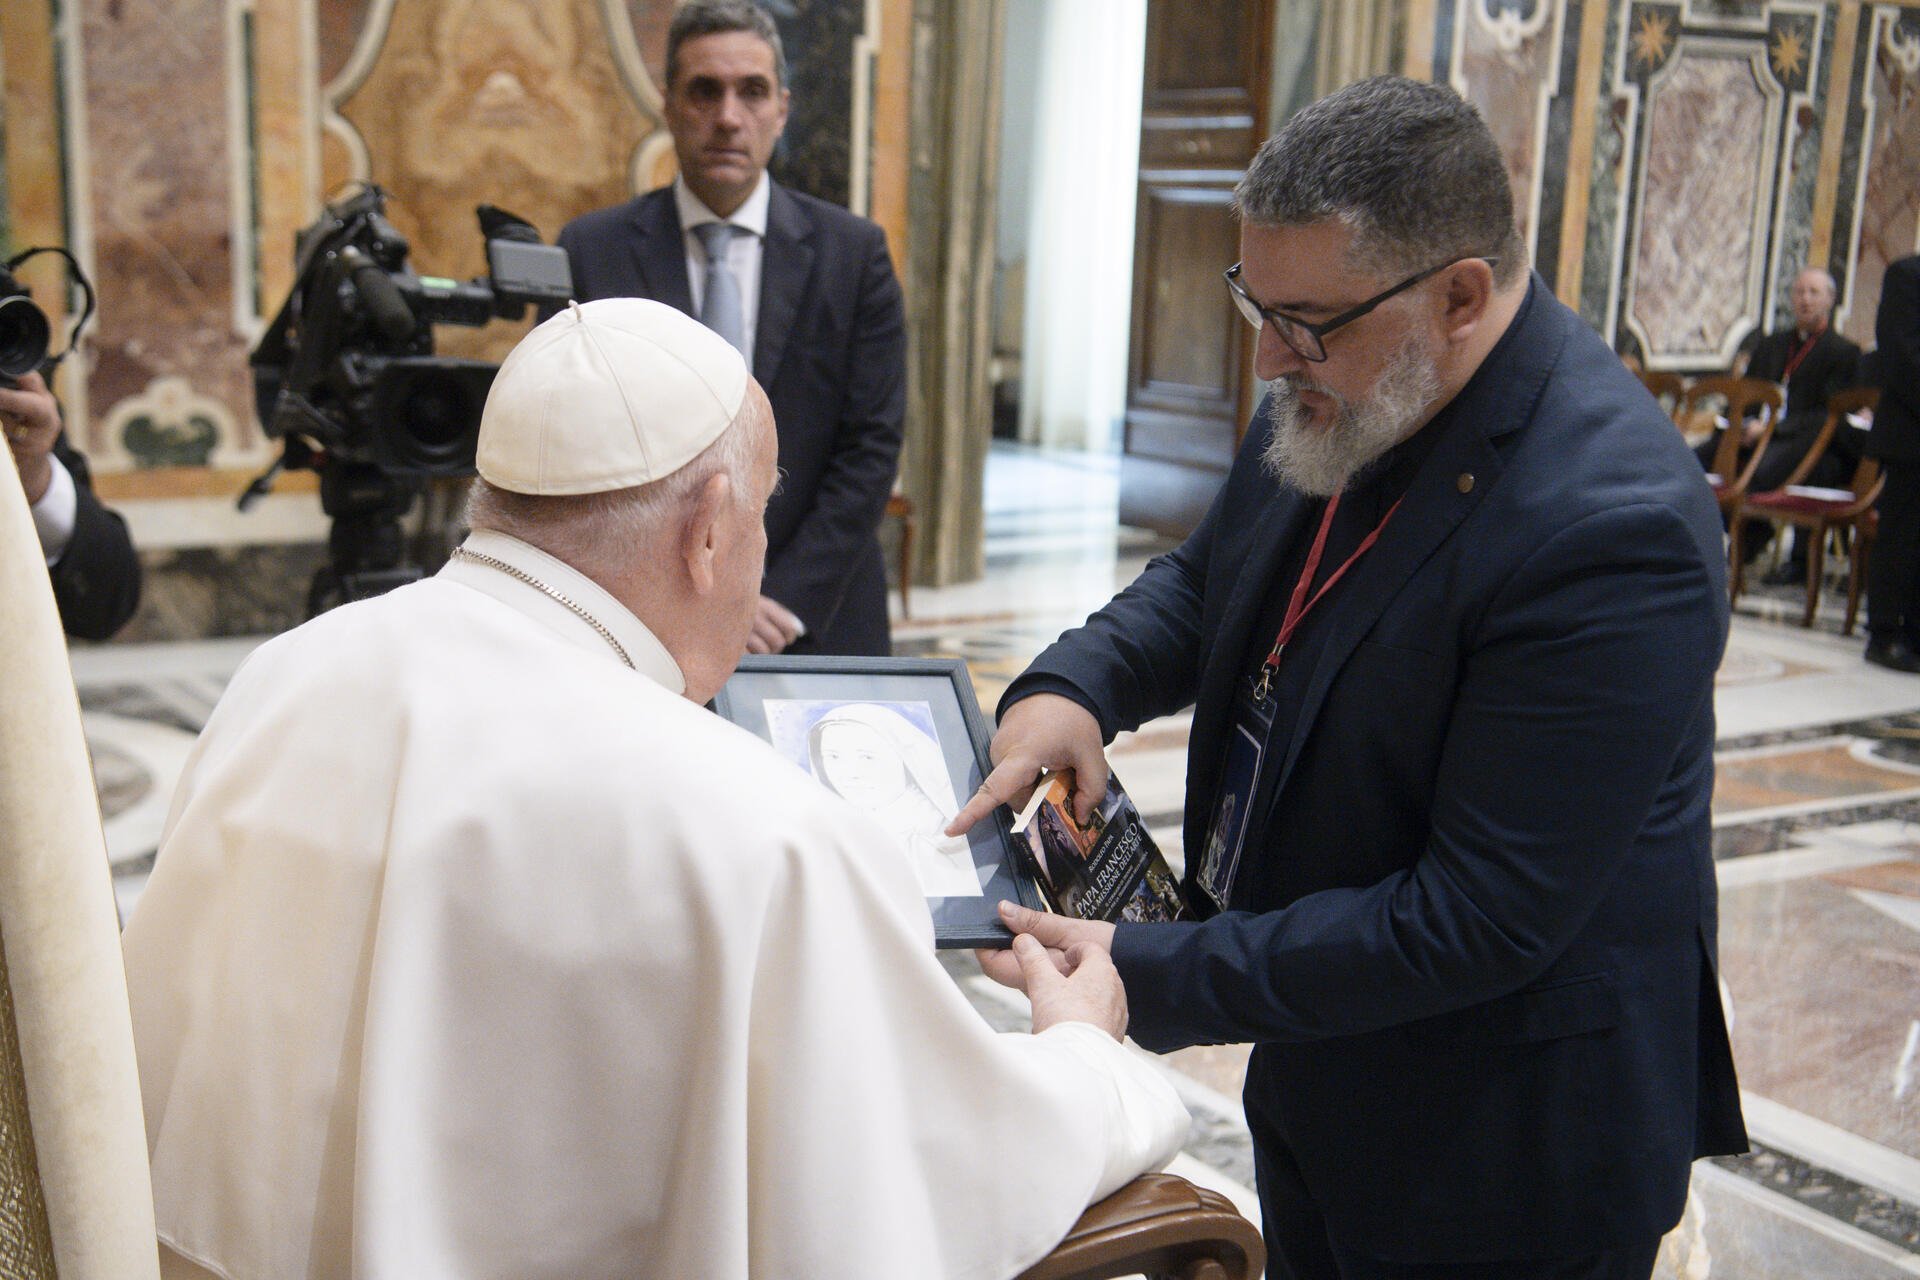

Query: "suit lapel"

xmin=755 ymin=185 xmax=815 ymax=388
xmin=1181 ymin=474 xmax=1313 ymax=859
xmin=630 ymin=192 xmax=695 ymax=317
xmin=1263 ymin=280 xmax=1568 ymax=804
xmin=1266 ymin=426 xmax=1499 ymax=799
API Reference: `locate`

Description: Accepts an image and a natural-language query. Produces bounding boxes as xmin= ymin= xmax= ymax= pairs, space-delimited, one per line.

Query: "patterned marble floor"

xmin=77 ymin=444 xmax=1920 ymax=1276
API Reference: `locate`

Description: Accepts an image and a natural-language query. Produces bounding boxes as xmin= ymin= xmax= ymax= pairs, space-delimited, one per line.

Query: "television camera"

xmin=245 ymin=185 xmax=572 ymax=613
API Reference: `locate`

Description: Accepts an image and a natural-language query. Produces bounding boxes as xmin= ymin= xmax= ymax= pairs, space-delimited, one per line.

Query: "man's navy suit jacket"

xmin=51 ymin=433 xmax=141 ymax=640
xmin=1009 ymin=280 xmax=1747 ymax=1263
xmin=555 ymin=183 xmax=905 ymax=655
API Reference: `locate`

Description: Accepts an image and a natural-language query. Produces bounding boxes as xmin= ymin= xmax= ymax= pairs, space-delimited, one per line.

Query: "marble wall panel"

xmin=78 ymin=0 xmax=253 ymax=469
xmin=1450 ymin=0 xmax=1564 ymax=262
xmin=1840 ymin=8 xmax=1920 ymax=350
xmin=1625 ymin=45 xmax=1779 ymax=366
xmin=333 ymin=0 xmax=662 ymax=364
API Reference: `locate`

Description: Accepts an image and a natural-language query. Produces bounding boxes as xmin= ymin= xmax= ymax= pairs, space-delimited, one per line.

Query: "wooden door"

xmin=1119 ymin=0 xmax=1273 ymax=536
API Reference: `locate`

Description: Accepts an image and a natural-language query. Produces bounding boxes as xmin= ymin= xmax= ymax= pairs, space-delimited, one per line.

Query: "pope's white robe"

xmin=122 ymin=530 xmax=1188 ymax=1280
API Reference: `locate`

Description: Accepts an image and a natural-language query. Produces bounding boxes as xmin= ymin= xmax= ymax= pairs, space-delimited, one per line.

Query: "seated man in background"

xmin=1 ymin=369 xmax=140 ymax=638
xmin=122 ymin=299 xmax=1187 ymax=1280
xmin=1697 ymin=267 xmax=1862 ymax=581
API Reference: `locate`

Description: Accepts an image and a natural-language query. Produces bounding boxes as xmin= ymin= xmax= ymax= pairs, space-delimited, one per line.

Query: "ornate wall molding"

xmin=1608 ymin=1 xmax=1823 ymax=371
xmin=1448 ymin=0 xmax=1568 ymax=264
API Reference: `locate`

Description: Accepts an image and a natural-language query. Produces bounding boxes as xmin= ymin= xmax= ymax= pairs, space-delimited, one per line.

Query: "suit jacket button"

xmin=1457 ymin=472 xmax=1475 ymax=493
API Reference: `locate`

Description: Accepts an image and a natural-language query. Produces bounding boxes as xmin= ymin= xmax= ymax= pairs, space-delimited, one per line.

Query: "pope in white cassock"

xmin=121 ymin=298 xmax=1189 ymax=1280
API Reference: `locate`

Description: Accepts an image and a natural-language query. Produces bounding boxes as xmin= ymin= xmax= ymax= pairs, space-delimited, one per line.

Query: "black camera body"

xmin=249 ymin=185 xmax=573 ymax=476
xmin=0 ymin=264 xmax=53 ymax=384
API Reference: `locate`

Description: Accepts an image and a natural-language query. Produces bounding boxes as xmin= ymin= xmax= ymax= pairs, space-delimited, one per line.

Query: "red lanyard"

xmin=1252 ymin=491 xmax=1404 ymax=701
xmin=1782 ymin=331 xmax=1820 ymax=382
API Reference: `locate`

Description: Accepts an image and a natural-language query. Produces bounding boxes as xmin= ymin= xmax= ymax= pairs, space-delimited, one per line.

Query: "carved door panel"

xmin=1119 ymin=0 xmax=1272 ymax=536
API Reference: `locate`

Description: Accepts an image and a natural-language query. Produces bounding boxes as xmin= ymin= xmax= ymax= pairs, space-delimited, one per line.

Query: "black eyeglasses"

xmin=1223 ymin=256 xmax=1498 ymax=363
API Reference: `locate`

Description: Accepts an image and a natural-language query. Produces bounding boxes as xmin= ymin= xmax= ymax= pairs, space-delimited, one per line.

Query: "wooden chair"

xmin=0 ymin=456 xmax=160 ymax=1277
xmin=887 ymin=490 xmax=916 ymax=618
xmin=1731 ymin=388 xmax=1884 ymax=632
xmin=1634 ymin=368 xmax=1687 ymax=424
xmin=1018 ymin=1173 xmax=1264 ymax=1279
xmin=1685 ymin=375 xmax=1783 ymax=519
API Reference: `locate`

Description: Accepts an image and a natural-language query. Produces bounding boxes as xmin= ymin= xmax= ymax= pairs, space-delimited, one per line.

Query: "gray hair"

xmin=667 ymin=0 xmax=787 ymax=89
xmin=464 ymin=402 xmax=761 ymax=581
xmin=1234 ymin=76 xmax=1525 ymax=289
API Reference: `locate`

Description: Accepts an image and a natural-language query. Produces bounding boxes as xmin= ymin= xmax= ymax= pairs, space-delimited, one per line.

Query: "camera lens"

xmin=0 ymin=294 xmax=51 ymax=380
xmin=399 ymin=377 xmax=478 ymax=453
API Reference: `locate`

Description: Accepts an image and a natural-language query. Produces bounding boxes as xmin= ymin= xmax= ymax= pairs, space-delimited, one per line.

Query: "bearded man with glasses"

xmin=950 ymin=76 xmax=1746 ymax=1280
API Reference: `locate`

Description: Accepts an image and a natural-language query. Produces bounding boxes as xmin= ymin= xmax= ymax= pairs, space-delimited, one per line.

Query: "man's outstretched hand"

xmin=946 ymin=692 xmax=1108 ymax=837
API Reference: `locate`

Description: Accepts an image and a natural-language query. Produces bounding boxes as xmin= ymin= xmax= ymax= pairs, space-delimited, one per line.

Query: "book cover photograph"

xmin=1012 ymin=771 xmax=1191 ymax=924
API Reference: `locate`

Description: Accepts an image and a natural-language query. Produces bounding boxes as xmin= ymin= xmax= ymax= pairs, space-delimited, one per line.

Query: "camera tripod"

xmin=307 ymin=460 xmax=463 ymax=619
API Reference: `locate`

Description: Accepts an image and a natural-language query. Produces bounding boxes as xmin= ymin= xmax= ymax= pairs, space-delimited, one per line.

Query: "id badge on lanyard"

xmin=1196 ymin=675 xmax=1276 ymax=911
xmin=1195 ymin=489 xmax=1404 ymax=912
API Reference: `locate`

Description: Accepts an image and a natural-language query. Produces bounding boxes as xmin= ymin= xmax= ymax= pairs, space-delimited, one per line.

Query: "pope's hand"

xmin=946 ymin=692 xmax=1107 ymax=836
xmin=985 ymin=903 xmax=1126 ymax=1040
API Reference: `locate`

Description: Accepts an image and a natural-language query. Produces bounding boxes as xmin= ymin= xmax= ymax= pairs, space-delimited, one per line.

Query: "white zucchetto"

xmin=476 ymin=297 xmax=748 ymax=496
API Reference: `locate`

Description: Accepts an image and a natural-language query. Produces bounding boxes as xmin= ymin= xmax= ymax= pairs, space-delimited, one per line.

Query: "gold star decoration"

xmin=1632 ymin=9 xmax=1675 ymax=69
xmin=1771 ymin=25 xmax=1808 ymax=82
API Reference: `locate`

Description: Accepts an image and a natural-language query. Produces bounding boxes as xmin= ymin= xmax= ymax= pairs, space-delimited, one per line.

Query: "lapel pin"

xmin=1457 ymin=472 xmax=1476 ymax=494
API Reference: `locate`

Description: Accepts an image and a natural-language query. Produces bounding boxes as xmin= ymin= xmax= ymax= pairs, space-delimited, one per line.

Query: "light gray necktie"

xmin=694 ymin=221 xmax=745 ymax=353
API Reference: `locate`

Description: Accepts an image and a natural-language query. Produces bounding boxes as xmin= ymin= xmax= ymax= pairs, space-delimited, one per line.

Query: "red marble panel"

xmin=1629 ymin=49 xmax=1775 ymax=365
xmin=78 ymin=0 xmax=252 ymax=462
xmin=624 ymin=0 xmax=671 ymax=92
xmin=1453 ymin=1 xmax=1559 ymax=254
xmin=1841 ymin=13 xmax=1920 ymax=349
xmin=318 ymin=0 xmax=376 ymax=87
xmin=1720 ymin=869 xmax=1920 ymax=1161
xmin=1713 ymin=740 xmax=1920 ymax=817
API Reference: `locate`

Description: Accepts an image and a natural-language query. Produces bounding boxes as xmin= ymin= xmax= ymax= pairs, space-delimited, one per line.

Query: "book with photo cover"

xmin=1011 ymin=770 xmax=1192 ymax=924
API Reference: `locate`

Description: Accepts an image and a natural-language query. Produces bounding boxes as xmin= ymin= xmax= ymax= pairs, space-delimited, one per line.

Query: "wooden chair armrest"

xmin=1016 ymin=1173 xmax=1265 ymax=1280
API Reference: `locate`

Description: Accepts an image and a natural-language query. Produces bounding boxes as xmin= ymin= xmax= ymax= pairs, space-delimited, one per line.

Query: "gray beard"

xmin=1259 ymin=328 xmax=1443 ymax=497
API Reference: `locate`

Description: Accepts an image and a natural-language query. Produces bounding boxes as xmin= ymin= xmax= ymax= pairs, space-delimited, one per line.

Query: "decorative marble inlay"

xmin=1714 ymin=737 xmax=1920 ymax=820
xmin=79 ymin=0 xmax=256 ymax=470
xmin=328 ymin=0 xmax=664 ymax=364
xmin=1450 ymin=0 xmax=1565 ymax=257
xmin=1624 ymin=41 xmax=1781 ymax=368
xmin=99 ymin=375 xmax=242 ymax=470
xmin=1839 ymin=9 xmax=1920 ymax=349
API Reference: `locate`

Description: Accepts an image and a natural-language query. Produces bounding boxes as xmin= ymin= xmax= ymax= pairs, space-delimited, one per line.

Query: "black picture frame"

xmin=711 ymin=655 xmax=1044 ymax=948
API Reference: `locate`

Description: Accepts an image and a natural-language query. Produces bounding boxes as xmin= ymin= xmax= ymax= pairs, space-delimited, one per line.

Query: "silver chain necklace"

xmin=448 ymin=546 xmax=635 ymax=670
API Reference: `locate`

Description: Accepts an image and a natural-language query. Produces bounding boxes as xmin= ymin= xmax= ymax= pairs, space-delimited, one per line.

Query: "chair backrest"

xmin=0 ymin=461 xmax=159 ymax=1278
xmin=1635 ymin=368 xmax=1687 ymax=422
xmin=1775 ymin=385 xmax=1882 ymax=491
xmin=1685 ymin=376 xmax=1783 ymax=488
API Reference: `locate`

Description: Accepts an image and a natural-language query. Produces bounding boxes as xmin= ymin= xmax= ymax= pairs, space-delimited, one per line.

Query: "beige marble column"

xmin=901 ymin=0 xmax=1003 ymax=588
xmin=1314 ymin=0 xmax=1399 ymax=96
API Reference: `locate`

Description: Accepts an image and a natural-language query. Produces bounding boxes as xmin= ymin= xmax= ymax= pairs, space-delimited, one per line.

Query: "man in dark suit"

xmin=1865 ymin=254 xmax=1920 ymax=672
xmin=1696 ymin=267 xmax=1862 ymax=580
xmin=951 ymin=78 xmax=1744 ymax=1280
xmin=554 ymin=0 xmax=904 ymax=657
xmin=2 ymin=368 xmax=140 ymax=639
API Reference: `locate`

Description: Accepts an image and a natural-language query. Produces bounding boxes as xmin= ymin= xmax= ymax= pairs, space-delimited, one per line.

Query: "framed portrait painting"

xmin=711 ymin=655 xmax=1046 ymax=947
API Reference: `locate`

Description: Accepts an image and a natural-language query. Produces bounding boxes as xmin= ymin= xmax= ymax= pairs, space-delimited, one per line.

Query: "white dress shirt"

xmin=31 ymin=451 xmax=76 ymax=565
xmin=675 ymin=173 xmax=770 ymax=368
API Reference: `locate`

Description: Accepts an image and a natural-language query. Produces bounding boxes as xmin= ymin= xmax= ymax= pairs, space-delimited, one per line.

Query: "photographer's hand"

xmin=0 ymin=371 xmax=63 ymax=504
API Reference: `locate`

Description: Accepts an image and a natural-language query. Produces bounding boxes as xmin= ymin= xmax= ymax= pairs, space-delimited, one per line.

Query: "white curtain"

xmin=1017 ymin=0 xmax=1148 ymax=453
